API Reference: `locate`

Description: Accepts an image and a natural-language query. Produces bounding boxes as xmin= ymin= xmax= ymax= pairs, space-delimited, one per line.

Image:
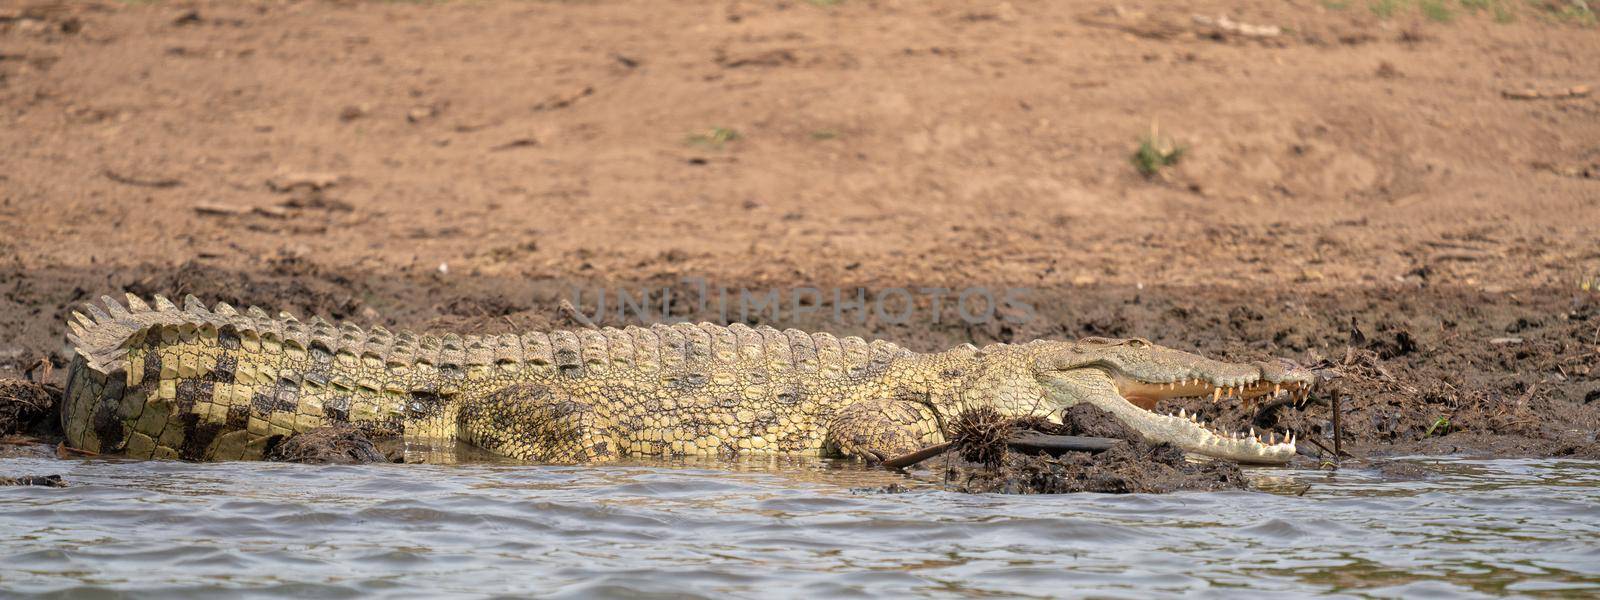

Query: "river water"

xmin=1 ymin=455 xmax=1596 ymax=598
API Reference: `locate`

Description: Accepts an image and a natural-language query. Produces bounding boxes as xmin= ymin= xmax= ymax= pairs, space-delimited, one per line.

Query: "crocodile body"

xmin=63 ymin=295 xmax=1314 ymax=464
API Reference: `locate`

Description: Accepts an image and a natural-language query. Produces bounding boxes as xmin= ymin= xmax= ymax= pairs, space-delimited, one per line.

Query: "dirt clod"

xmin=0 ymin=379 xmax=59 ymax=437
xmin=919 ymin=405 xmax=1248 ymax=494
xmin=264 ymin=426 xmax=392 ymax=465
xmin=0 ymin=474 xmax=66 ymax=487
xmin=1056 ymin=404 xmax=1143 ymax=439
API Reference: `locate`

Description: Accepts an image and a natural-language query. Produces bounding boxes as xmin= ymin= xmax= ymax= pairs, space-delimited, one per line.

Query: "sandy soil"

xmin=1 ymin=0 xmax=1597 ymax=460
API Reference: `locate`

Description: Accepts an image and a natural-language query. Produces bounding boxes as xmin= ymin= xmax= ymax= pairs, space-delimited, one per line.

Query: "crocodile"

xmin=61 ymin=294 xmax=1313 ymax=464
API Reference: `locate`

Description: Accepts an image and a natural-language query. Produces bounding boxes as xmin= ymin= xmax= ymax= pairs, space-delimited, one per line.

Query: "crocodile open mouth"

xmin=1116 ymin=376 xmax=1312 ymax=410
xmin=1108 ymin=371 xmax=1312 ymax=463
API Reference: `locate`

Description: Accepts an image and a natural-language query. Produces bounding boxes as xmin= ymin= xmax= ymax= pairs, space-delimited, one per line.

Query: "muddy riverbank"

xmin=2 ymin=259 xmax=1596 ymax=473
xmin=2 ymin=0 xmax=1598 ymax=481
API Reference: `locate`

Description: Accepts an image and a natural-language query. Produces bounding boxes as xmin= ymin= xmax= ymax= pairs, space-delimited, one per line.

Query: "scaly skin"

xmin=62 ymin=294 xmax=1314 ymax=464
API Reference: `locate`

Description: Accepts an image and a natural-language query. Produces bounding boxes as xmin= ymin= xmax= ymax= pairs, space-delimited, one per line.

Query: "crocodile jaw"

xmin=1040 ymin=369 xmax=1303 ymax=465
xmin=1119 ymin=404 xmax=1299 ymax=465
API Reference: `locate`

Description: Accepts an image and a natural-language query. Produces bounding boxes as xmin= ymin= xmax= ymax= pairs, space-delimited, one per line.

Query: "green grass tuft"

xmin=1460 ymin=0 xmax=1518 ymax=22
xmin=1551 ymin=1 xmax=1598 ymax=25
xmin=1421 ymin=0 xmax=1457 ymax=20
xmin=1131 ymin=129 xmax=1185 ymax=178
xmin=1425 ymin=416 xmax=1452 ymax=437
xmin=1370 ymin=0 xmax=1405 ymax=18
xmin=686 ymin=127 xmax=741 ymax=149
xmin=1362 ymin=0 xmax=1528 ymax=24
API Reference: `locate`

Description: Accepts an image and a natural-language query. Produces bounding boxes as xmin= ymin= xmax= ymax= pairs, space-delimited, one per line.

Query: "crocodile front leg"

xmin=457 ymin=383 xmax=617 ymax=462
xmin=824 ymin=399 xmax=944 ymax=462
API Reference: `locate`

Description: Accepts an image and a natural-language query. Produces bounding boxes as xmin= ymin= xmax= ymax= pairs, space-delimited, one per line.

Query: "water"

xmin=1 ymin=456 xmax=1596 ymax=599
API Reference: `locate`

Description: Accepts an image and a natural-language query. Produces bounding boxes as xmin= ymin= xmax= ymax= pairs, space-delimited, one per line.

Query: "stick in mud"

xmin=881 ymin=434 xmax=1122 ymax=471
xmin=882 ymin=441 xmax=952 ymax=470
xmin=1006 ymin=433 xmax=1122 ymax=455
xmin=1333 ymin=392 xmax=1343 ymax=462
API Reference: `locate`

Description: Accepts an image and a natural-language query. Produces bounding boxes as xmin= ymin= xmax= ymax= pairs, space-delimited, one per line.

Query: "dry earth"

xmin=2 ymin=0 xmax=1597 ymax=462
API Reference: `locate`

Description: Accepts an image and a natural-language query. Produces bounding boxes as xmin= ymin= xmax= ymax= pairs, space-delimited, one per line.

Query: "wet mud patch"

xmin=264 ymin=425 xmax=399 ymax=465
xmin=1067 ymin=288 xmax=1600 ymax=462
xmin=0 ymin=378 xmax=71 ymax=459
xmin=0 ymin=379 xmax=57 ymax=437
xmin=0 ymin=377 xmax=64 ymax=462
xmin=905 ymin=406 xmax=1248 ymax=494
xmin=0 ymin=474 xmax=66 ymax=488
xmin=3 ymin=261 xmax=1598 ymax=470
xmin=1153 ymin=294 xmax=1600 ymax=462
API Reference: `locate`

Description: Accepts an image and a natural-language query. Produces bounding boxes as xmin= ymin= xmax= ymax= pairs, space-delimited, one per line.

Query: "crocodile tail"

xmin=62 ymin=293 xmax=200 ymax=456
xmin=61 ymin=294 xmax=413 ymax=460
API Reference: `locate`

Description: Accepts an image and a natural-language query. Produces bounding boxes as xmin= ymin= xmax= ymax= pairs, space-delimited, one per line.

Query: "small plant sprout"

xmin=1425 ymin=416 xmax=1452 ymax=437
xmin=1131 ymin=120 xmax=1185 ymax=178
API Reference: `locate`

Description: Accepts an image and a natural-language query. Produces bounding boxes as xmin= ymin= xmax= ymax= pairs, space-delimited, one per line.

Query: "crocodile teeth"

xmin=1213 ymin=388 xmax=1222 ymax=402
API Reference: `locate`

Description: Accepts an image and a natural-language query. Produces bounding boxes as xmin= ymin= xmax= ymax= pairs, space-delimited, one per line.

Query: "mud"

xmin=1154 ymin=293 xmax=1600 ymax=461
xmin=0 ymin=445 xmax=53 ymax=461
xmin=908 ymin=405 xmax=1248 ymax=494
xmin=1 ymin=1 xmax=1597 ymax=488
xmin=942 ymin=438 xmax=1249 ymax=494
xmin=263 ymin=425 xmax=397 ymax=465
xmin=0 ymin=474 xmax=65 ymax=488
xmin=8 ymin=260 xmax=1596 ymax=462
xmin=0 ymin=379 xmax=56 ymax=438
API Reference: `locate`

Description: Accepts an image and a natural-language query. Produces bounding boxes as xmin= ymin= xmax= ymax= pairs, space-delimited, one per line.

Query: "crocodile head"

xmin=1026 ymin=337 xmax=1314 ymax=464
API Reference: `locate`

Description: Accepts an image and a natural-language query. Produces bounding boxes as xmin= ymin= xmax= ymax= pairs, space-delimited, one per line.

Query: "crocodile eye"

xmin=1126 ymin=338 xmax=1151 ymax=348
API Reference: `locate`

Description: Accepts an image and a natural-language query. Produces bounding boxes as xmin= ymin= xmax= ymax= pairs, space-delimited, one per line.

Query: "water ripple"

xmin=1 ymin=455 xmax=1597 ymax=597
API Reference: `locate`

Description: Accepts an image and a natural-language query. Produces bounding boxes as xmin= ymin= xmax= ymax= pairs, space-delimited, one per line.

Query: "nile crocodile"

xmin=61 ymin=294 xmax=1313 ymax=464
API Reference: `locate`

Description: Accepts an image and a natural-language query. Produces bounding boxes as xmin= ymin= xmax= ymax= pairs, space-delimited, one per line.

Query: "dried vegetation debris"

xmin=948 ymin=406 xmax=1014 ymax=467
xmin=1303 ymin=305 xmax=1600 ymax=455
xmin=0 ymin=379 xmax=69 ymax=486
xmin=0 ymin=378 xmax=58 ymax=437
